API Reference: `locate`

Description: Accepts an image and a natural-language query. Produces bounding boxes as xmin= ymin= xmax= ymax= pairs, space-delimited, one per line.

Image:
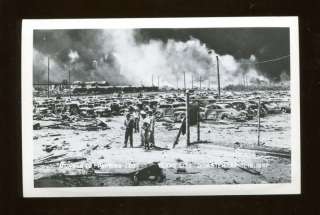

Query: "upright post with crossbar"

xmin=47 ymin=57 xmax=50 ymax=97
xmin=197 ymin=101 xmax=200 ymax=142
xmin=257 ymin=97 xmax=261 ymax=146
xmin=216 ymin=56 xmax=221 ymax=98
xmin=186 ymin=91 xmax=190 ymax=146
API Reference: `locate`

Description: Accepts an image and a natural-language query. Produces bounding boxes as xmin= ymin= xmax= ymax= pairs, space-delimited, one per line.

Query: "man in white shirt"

xmin=140 ymin=111 xmax=151 ymax=150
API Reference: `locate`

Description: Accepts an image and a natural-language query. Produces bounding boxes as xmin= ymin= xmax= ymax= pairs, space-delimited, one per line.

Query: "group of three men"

xmin=124 ymin=110 xmax=155 ymax=150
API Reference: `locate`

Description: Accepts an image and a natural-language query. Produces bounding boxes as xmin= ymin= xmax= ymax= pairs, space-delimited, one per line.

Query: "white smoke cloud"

xmin=68 ymin=49 xmax=79 ymax=63
xmin=33 ymin=29 xmax=269 ymax=87
xmin=100 ymin=29 xmax=268 ymax=88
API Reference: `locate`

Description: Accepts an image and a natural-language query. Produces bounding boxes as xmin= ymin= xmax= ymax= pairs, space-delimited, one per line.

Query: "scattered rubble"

xmin=32 ymin=90 xmax=291 ymax=186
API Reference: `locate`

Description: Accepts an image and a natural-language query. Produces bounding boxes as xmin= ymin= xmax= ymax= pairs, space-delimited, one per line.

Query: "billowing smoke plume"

xmin=33 ymin=29 xmax=270 ymax=87
xmin=33 ymin=29 xmax=128 ymax=84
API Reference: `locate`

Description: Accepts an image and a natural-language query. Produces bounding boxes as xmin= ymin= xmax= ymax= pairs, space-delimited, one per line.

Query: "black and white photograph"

xmin=21 ymin=17 xmax=300 ymax=197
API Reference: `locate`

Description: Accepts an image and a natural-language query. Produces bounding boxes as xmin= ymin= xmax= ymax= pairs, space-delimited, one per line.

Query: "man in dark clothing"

xmin=124 ymin=113 xmax=135 ymax=148
xmin=133 ymin=110 xmax=140 ymax=133
xmin=148 ymin=110 xmax=155 ymax=147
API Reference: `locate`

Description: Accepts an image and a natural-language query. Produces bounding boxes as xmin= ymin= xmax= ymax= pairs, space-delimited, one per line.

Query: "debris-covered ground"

xmin=32 ymin=90 xmax=291 ymax=187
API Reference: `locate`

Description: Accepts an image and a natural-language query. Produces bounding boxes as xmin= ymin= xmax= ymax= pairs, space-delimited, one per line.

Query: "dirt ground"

xmin=33 ymin=112 xmax=291 ymax=187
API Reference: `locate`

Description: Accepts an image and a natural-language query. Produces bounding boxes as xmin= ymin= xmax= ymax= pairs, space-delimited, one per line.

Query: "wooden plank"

xmin=238 ymin=166 xmax=261 ymax=175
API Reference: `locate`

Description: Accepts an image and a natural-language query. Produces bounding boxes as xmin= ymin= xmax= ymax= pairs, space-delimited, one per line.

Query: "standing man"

xmin=133 ymin=109 xmax=140 ymax=133
xmin=140 ymin=111 xmax=150 ymax=150
xmin=124 ymin=113 xmax=135 ymax=148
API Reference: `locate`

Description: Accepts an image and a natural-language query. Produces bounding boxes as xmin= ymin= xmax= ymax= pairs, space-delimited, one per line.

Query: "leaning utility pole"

xmin=216 ymin=56 xmax=221 ymax=98
xmin=47 ymin=57 xmax=50 ymax=97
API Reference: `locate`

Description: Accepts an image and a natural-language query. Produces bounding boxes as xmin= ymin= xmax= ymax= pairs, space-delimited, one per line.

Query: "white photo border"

xmin=22 ymin=17 xmax=300 ymax=197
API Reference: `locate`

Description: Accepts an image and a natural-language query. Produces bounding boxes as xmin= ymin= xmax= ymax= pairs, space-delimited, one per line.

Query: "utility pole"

xmin=191 ymin=75 xmax=194 ymax=89
xmin=152 ymin=74 xmax=154 ymax=86
xmin=69 ymin=65 xmax=71 ymax=98
xmin=243 ymin=74 xmax=247 ymax=88
xmin=157 ymin=76 xmax=159 ymax=89
xmin=243 ymin=74 xmax=248 ymax=88
xmin=197 ymin=101 xmax=200 ymax=142
xmin=199 ymin=75 xmax=202 ymax=90
xmin=216 ymin=56 xmax=221 ymax=98
xmin=257 ymin=97 xmax=261 ymax=146
xmin=183 ymin=71 xmax=186 ymax=90
xmin=186 ymin=91 xmax=190 ymax=146
xmin=247 ymin=75 xmax=249 ymax=87
xmin=176 ymin=77 xmax=178 ymax=89
xmin=47 ymin=57 xmax=50 ymax=97
xmin=242 ymin=74 xmax=244 ymax=88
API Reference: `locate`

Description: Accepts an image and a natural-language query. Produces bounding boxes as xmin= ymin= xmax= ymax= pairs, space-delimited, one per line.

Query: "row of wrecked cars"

xmin=33 ymin=90 xmax=291 ymax=128
xmin=155 ymin=91 xmax=290 ymax=123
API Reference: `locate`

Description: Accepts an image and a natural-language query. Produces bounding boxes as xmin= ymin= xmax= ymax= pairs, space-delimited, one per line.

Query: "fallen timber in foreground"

xmin=34 ymin=155 xmax=86 ymax=166
xmin=35 ymin=162 xmax=165 ymax=187
xmin=33 ymin=118 xmax=110 ymax=131
xmin=237 ymin=165 xmax=261 ymax=175
xmin=88 ymin=162 xmax=165 ymax=185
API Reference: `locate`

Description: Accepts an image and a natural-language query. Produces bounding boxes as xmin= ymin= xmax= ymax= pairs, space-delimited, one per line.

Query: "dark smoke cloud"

xmin=33 ymin=29 xmax=128 ymax=84
xmin=33 ymin=28 xmax=290 ymax=86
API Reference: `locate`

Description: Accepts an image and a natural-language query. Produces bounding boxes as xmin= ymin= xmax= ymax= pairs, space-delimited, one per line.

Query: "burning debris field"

xmin=32 ymin=90 xmax=291 ymax=187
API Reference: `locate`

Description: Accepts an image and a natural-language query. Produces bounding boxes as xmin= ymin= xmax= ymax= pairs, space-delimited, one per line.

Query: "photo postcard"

xmin=21 ymin=17 xmax=300 ymax=197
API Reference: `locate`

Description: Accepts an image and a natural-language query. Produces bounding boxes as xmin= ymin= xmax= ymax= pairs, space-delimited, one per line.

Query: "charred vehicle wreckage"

xmin=32 ymin=89 xmax=291 ymax=186
xmin=33 ymin=90 xmax=290 ymax=130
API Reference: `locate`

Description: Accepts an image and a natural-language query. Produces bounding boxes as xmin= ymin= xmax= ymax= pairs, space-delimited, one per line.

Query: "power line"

xmin=216 ymin=54 xmax=290 ymax=76
xmin=239 ymin=54 xmax=290 ymax=65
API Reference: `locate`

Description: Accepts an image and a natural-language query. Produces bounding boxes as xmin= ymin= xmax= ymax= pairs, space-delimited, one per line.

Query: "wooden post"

xmin=152 ymin=74 xmax=154 ymax=86
xmin=257 ymin=97 xmax=261 ymax=146
xmin=186 ymin=91 xmax=190 ymax=146
xmin=216 ymin=56 xmax=221 ymax=98
xmin=197 ymin=101 xmax=200 ymax=142
xmin=47 ymin=57 xmax=50 ymax=97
